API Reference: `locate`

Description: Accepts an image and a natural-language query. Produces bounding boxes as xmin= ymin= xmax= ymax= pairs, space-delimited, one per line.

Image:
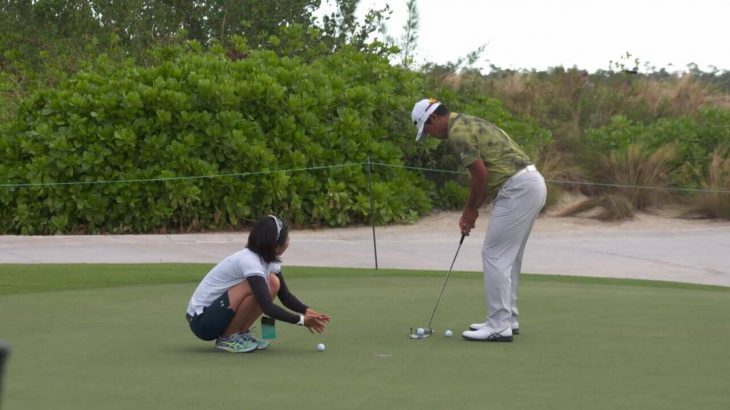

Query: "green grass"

xmin=2 ymin=264 xmax=726 ymax=295
xmin=1 ymin=265 xmax=729 ymax=409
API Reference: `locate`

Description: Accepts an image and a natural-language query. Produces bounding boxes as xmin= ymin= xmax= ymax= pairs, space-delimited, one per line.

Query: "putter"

xmin=410 ymin=234 xmax=466 ymax=339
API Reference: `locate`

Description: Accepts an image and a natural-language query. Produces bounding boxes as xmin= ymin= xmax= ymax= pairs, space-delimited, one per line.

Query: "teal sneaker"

xmin=215 ymin=335 xmax=257 ymax=353
xmin=239 ymin=332 xmax=270 ymax=350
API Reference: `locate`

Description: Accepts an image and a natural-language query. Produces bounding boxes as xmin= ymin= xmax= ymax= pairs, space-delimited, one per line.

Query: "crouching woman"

xmin=186 ymin=215 xmax=331 ymax=353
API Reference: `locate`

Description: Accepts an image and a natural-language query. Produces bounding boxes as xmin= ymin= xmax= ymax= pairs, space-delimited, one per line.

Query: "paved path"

xmin=2 ymin=212 xmax=728 ymax=287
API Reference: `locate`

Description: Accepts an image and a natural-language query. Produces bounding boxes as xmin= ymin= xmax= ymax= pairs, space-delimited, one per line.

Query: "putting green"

xmin=1 ymin=270 xmax=729 ymax=409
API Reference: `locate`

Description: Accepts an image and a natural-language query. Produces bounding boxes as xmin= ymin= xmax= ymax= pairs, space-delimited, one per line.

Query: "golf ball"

xmin=444 ymin=330 xmax=453 ymax=337
xmin=416 ymin=327 xmax=425 ymax=336
xmin=317 ymin=343 xmax=325 ymax=352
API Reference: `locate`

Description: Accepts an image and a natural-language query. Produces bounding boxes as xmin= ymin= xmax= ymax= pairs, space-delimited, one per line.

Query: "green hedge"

xmin=0 ymin=45 xmax=432 ymax=234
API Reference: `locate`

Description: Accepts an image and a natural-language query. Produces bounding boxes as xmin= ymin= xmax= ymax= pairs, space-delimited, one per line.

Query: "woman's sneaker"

xmin=215 ymin=335 xmax=257 ymax=353
xmin=239 ymin=332 xmax=271 ymax=350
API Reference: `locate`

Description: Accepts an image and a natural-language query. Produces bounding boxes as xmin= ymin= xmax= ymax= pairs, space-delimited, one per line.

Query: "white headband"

xmin=268 ymin=215 xmax=282 ymax=240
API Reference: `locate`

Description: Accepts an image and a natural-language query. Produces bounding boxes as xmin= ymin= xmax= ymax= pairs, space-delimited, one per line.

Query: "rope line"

xmin=0 ymin=162 xmax=728 ymax=194
xmin=368 ymin=161 xmax=466 ymax=175
xmin=0 ymin=163 xmax=362 ymax=188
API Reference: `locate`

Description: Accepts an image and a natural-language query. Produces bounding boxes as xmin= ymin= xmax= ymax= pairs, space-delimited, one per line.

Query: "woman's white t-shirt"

xmin=186 ymin=248 xmax=281 ymax=316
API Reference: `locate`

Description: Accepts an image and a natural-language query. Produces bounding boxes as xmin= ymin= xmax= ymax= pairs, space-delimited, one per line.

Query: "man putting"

xmin=411 ymin=98 xmax=546 ymax=342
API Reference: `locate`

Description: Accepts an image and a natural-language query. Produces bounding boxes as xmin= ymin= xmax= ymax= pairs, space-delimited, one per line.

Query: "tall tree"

xmin=320 ymin=0 xmax=391 ymax=52
xmin=398 ymin=0 xmax=419 ymax=68
xmin=85 ymin=0 xmax=322 ymax=48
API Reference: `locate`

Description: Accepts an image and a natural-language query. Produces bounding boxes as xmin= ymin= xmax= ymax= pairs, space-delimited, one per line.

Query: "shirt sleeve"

xmin=247 ymin=275 xmax=301 ymax=324
xmin=275 ymin=271 xmax=309 ymax=314
xmin=238 ymin=254 xmax=267 ymax=281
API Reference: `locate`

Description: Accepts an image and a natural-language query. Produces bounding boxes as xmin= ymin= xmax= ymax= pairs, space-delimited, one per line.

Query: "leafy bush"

xmin=0 ymin=43 xmax=431 ymax=234
xmin=431 ymin=180 xmax=468 ymax=209
xmin=583 ymin=108 xmax=730 ymax=187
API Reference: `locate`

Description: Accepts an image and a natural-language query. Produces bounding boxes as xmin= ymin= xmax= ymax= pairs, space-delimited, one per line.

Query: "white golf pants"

xmin=482 ymin=166 xmax=547 ymax=330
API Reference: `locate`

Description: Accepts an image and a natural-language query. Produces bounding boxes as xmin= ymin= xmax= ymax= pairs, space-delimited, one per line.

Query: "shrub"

xmin=0 ymin=44 xmax=432 ymax=233
xmin=583 ymin=109 xmax=730 ymax=188
xmin=432 ymin=179 xmax=468 ymax=210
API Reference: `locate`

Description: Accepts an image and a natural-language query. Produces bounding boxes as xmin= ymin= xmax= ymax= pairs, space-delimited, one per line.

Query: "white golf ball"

xmin=416 ymin=327 xmax=425 ymax=336
xmin=444 ymin=330 xmax=453 ymax=337
xmin=317 ymin=343 xmax=325 ymax=352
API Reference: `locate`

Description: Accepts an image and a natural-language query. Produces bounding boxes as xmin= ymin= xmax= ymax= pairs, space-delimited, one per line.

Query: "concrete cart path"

xmin=1 ymin=212 xmax=729 ymax=287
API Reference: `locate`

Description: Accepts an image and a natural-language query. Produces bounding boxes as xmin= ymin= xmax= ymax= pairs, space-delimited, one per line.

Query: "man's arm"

xmin=460 ymin=159 xmax=488 ymax=235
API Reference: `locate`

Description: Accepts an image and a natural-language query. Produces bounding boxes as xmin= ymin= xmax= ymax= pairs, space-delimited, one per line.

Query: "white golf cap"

xmin=411 ymin=98 xmax=441 ymax=142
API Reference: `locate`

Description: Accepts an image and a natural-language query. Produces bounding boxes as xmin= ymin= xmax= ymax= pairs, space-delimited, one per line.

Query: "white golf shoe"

xmin=469 ymin=321 xmax=520 ymax=335
xmin=462 ymin=326 xmax=513 ymax=342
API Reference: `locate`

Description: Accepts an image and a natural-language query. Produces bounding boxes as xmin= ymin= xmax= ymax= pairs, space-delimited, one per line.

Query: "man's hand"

xmin=460 ymin=206 xmax=479 ymax=235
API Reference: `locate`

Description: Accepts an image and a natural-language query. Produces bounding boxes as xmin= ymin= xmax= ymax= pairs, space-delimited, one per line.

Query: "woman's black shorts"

xmin=186 ymin=292 xmax=234 ymax=341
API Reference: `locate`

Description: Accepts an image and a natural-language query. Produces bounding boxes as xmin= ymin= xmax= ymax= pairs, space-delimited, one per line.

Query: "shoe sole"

xmin=215 ymin=346 xmax=257 ymax=353
xmin=462 ymin=334 xmax=514 ymax=342
xmin=469 ymin=326 xmax=519 ymax=335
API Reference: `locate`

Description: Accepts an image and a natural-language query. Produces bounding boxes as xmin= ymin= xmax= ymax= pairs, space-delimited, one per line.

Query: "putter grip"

xmin=459 ymin=234 xmax=465 ymax=244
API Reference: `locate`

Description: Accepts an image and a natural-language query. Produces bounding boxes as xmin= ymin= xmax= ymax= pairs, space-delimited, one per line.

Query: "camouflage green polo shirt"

xmin=447 ymin=113 xmax=532 ymax=199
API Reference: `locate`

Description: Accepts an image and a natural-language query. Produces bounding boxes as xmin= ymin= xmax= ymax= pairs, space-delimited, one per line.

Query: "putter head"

xmin=409 ymin=327 xmax=433 ymax=339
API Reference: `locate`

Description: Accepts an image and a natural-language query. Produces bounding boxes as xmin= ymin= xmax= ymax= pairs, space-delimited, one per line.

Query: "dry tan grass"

xmin=556 ymin=193 xmax=635 ymax=220
xmin=490 ymin=72 xmax=530 ymax=97
xmin=600 ymin=143 xmax=677 ymax=210
xmin=683 ymin=147 xmax=730 ymax=219
xmin=634 ymin=75 xmax=717 ymax=116
xmin=556 ymin=143 xmax=677 ymax=220
xmin=705 ymin=94 xmax=730 ymax=110
xmin=529 ymin=149 xmax=584 ymax=211
xmin=442 ymin=73 xmax=462 ymax=89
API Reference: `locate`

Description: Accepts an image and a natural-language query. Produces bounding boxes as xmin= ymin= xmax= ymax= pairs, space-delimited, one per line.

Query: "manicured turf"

xmin=1 ymin=265 xmax=728 ymax=409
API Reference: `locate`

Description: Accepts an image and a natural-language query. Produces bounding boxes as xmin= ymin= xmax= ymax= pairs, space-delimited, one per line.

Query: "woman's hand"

xmin=303 ymin=308 xmax=331 ymax=333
